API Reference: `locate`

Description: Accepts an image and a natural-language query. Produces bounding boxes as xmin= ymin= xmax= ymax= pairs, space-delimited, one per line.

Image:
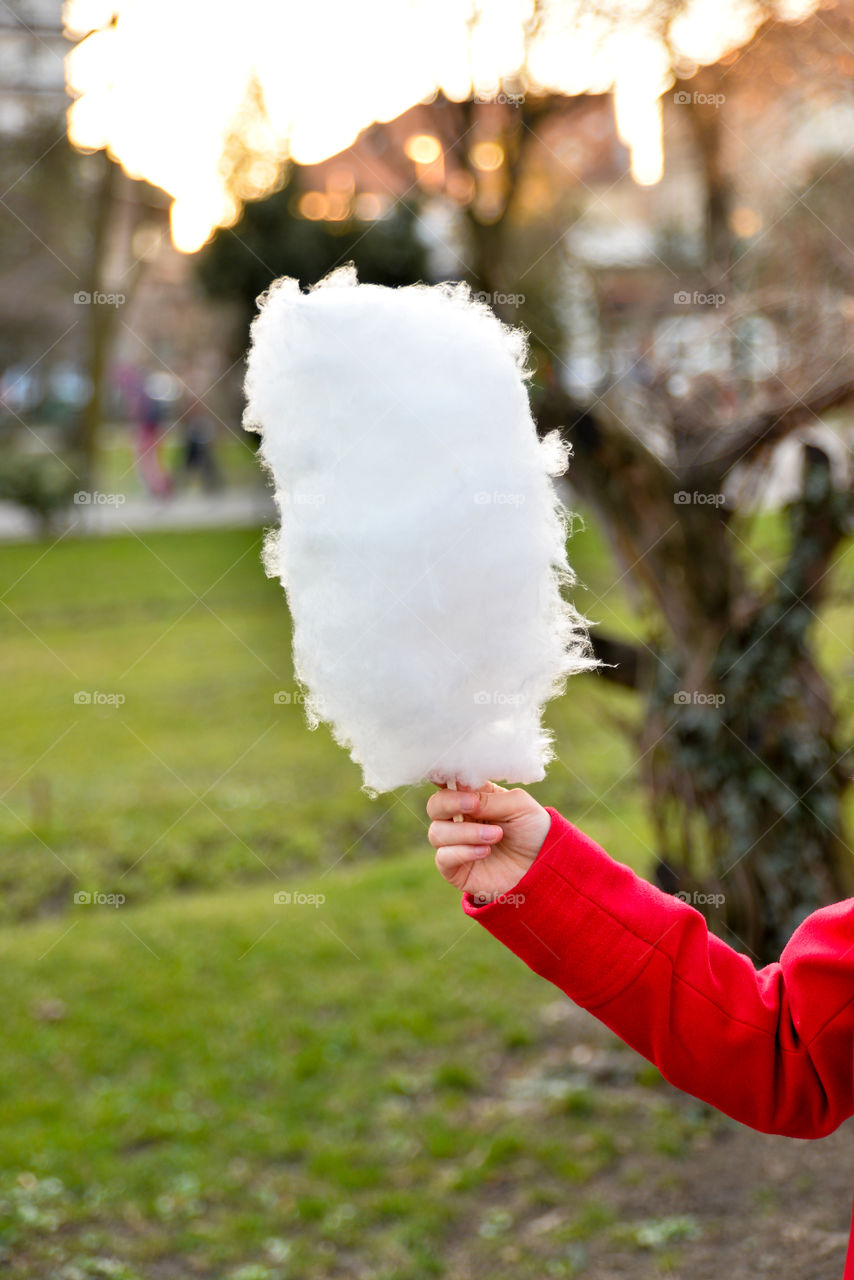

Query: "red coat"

xmin=462 ymin=806 xmax=854 ymax=1278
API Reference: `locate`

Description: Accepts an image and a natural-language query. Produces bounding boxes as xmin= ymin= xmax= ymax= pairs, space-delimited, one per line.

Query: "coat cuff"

xmin=462 ymin=806 xmax=667 ymax=1009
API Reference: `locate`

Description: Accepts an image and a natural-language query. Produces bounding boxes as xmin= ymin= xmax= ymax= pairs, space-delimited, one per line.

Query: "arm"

xmin=430 ymin=790 xmax=854 ymax=1139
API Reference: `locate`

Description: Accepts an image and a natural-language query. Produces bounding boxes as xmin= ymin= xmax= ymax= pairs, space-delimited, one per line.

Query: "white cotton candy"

xmin=242 ymin=264 xmax=600 ymax=796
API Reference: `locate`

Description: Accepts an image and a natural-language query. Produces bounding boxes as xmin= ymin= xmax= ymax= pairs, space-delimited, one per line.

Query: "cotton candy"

xmin=242 ymin=264 xmax=600 ymax=796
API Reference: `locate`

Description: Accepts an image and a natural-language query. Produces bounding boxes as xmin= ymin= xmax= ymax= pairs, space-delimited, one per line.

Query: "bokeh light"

xmin=62 ymin=0 xmax=820 ymax=250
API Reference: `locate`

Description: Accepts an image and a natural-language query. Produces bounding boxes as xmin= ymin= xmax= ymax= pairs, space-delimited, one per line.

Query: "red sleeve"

xmin=463 ymin=806 xmax=854 ymax=1138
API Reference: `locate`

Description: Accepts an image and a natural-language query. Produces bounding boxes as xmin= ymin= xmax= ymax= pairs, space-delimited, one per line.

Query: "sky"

xmin=62 ymin=0 xmax=817 ymax=253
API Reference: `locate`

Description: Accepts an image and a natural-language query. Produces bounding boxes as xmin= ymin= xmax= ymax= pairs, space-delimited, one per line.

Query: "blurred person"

xmin=428 ymin=781 xmax=854 ymax=1278
xmin=0 ymin=364 xmax=40 ymax=414
xmin=135 ymin=374 xmax=173 ymax=499
xmin=175 ymin=396 xmax=221 ymax=492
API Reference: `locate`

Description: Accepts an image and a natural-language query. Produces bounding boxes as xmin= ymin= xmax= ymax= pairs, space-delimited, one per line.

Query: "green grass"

xmin=0 ymin=519 xmax=653 ymax=924
xmin=0 ymin=850 xmax=715 ymax=1280
xmin=0 ymin=507 xmax=851 ymax=1277
xmin=95 ymin=427 xmax=265 ymax=497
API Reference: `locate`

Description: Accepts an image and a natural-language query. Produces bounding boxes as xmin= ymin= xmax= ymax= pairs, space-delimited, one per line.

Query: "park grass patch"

xmin=1 ymin=513 xmax=848 ymax=1277
xmin=0 ymin=523 xmax=653 ymax=924
xmin=0 ymin=852 xmax=722 ymax=1279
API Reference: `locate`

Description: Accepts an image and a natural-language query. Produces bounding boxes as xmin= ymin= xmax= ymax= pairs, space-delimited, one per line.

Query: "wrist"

xmin=529 ymin=804 xmax=552 ymax=859
xmin=467 ymin=806 xmax=552 ymax=905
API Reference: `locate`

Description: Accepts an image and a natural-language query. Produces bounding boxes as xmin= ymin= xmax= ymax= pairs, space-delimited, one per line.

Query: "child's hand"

xmin=427 ymin=782 xmax=552 ymax=904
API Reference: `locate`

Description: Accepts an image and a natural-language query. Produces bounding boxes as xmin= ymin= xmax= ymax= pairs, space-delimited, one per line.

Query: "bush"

xmin=0 ymin=453 xmax=78 ymax=531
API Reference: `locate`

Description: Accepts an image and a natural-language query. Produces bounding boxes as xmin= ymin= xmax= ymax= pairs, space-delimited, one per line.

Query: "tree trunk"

xmin=454 ymin=104 xmax=853 ymax=963
xmin=638 ymin=444 xmax=854 ymax=960
xmin=535 ymin=384 xmax=852 ymax=961
xmin=673 ymin=67 xmax=733 ymax=274
xmin=75 ymin=151 xmax=119 ymax=491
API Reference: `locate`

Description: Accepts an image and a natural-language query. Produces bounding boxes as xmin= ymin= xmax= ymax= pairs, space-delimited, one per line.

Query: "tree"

xmin=474 ymin=11 xmax=854 ymax=959
xmin=0 ymin=104 xmax=161 ymax=490
xmin=321 ymin=5 xmax=854 ymax=958
xmin=195 ymin=167 xmax=430 ymax=354
xmin=105 ymin=0 xmax=854 ymax=959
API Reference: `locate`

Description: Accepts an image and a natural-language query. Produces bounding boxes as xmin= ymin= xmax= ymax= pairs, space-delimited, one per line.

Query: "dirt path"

xmin=456 ymin=998 xmax=854 ymax=1279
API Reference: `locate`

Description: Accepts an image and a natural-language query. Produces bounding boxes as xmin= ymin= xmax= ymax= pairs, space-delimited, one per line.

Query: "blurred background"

xmin=1 ymin=1 xmax=853 ymax=1276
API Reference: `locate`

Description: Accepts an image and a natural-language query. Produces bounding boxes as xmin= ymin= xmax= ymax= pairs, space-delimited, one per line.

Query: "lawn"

xmin=94 ymin=428 xmax=264 ymax=498
xmin=0 ymin=854 xmax=725 ymax=1280
xmin=0 ymin=517 xmax=654 ymax=925
xmin=0 ymin=509 xmax=851 ymax=1278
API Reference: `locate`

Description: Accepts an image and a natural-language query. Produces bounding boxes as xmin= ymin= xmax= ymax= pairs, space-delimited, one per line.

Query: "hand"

xmin=426 ymin=781 xmax=552 ymax=904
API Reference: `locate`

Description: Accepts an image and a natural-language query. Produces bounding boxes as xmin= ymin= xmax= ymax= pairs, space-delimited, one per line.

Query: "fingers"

xmin=428 ymin=820 xmax=503 ymax=848
xmin=435 ymin=844 xmax=492 ymax=879
xmin=427 ymin=781 xmax=513 ymax=823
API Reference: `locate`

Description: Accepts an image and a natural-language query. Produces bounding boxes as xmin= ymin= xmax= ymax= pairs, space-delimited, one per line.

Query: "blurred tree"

xmin=75 ymin=149 xmax=118 ymax=492
xmin=445 ymin=7 xmax=854 ymax=960
xmin=0 ymin=115 xmax=81 ymax=366
xmin=0 ymin=108 xmax=160 ymax=490
xmin=538 ymin=374 xmax=853 ymax=962
xmin=245 ymin=2 xmax=852 ymax=959
xmin=73 ymin=159 xmax=161 ymax=490
xmin=542 ymin=16 xmax=854 ymax=960
xmin=181 ymin=0 xmax=854 ymax=959
xmin=0 ymin=111 xmax=95 ymax=494
xmin=195 ymin=168 xmax=429 ymax=354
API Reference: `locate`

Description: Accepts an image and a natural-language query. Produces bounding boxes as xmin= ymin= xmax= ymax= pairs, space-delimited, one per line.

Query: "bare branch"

xmin=680 ymin=370 xmax=854 ymax=488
